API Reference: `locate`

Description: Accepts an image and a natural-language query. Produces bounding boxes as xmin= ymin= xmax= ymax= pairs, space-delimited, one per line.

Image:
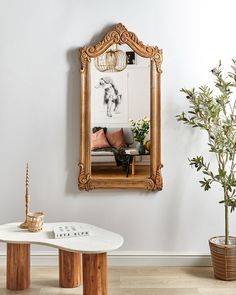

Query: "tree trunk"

xmin=224 ymin=188 xmax=229 ymax=245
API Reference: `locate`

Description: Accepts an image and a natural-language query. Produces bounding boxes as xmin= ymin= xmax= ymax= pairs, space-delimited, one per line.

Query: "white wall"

xmin=1 ymin=0 xmax=236 ymax=258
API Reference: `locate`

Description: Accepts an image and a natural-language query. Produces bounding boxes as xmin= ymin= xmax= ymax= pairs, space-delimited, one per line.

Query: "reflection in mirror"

xmin=90 ymin=44 xmax=151 ymax=179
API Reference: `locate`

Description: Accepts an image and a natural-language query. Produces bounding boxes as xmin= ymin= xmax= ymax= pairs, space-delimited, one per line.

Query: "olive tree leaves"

xmin=177 ymin=61 xmax=236 ymax=237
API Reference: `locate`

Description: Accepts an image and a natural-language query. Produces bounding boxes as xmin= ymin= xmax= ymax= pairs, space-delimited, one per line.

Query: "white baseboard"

xmin=0 ymin=251 xmax=212 ymax=267
xmin=109 ymin=251 xmax=211 ymax=266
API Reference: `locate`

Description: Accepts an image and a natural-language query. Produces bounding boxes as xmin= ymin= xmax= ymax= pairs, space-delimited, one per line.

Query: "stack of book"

xmin=53 ymin=225 xmax=89 ymax=239
xmin=125 ymin=149 xmax=139 ymax=155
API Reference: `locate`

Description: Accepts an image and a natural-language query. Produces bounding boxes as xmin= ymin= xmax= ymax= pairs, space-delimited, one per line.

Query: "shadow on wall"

xmin=65 ymin=23 xmax=116 ymax=195
xmin=65 ymin=48 xmax=80 ymax=195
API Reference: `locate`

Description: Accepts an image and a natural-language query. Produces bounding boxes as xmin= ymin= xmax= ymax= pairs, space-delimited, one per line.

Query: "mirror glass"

xmin=90 ymin=44 xmax=151 ymax=179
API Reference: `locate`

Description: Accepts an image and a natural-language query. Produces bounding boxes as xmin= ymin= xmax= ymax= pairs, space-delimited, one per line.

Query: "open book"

xmin=53 ymin=225 xmax=89 ymax=239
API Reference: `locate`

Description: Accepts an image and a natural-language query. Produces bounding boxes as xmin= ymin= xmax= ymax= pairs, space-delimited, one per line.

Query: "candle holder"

xmin=27 ymin=212 xmax=44 ymax=232
xmin=20 ymin=163 xmax=30 ymax=229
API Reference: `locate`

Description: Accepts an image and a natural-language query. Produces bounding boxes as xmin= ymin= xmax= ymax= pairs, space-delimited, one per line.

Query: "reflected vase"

xmin=136 ymin=142 xmax=145 ymax=154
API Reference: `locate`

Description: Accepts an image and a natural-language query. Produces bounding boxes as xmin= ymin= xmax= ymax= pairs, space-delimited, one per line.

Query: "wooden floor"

xmin=1 ymin=266 xmax=236 ymax=294
xmin=92 ymin=165 xmax=150 ymax=178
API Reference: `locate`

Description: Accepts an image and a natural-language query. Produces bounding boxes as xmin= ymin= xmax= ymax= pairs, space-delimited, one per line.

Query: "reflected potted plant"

xmin=177 ymin=60 xmax=236 ymax=280
xmin=129 ymin=116 xmax=150 ymax=154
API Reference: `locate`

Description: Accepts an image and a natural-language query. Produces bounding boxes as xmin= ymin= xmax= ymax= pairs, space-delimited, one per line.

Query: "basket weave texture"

xmin=209 ymin=236 xmax=236 ymax=281
xmin=27 ymin=212 xmax=44 ymax=232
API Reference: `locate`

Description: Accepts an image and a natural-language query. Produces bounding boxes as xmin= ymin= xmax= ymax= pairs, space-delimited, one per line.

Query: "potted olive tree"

xmin=177 ymin=60 xmax=236 ymax=280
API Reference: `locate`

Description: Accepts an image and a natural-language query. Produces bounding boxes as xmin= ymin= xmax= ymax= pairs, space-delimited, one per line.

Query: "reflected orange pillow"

xmin=106 ymin=128 xmax=126 ymax=148
xmin=91 ymin=129 xmax=111 ymax=150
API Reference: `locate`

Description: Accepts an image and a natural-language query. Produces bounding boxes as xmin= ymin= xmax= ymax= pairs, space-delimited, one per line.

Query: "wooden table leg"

xmin=7 ymin=243 xmax=30 ymax=290
xmin=83 ymin=253 xmax=107 ymax=295
xmin=59 ymin=249 xmax=81 ymax=288
xmin=132 ymin=156 xmax=135 ymax=176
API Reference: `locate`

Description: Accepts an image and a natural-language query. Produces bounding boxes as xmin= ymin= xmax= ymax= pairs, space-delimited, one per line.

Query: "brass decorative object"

xmin=20 ymin=163 xmax=30 ymax=229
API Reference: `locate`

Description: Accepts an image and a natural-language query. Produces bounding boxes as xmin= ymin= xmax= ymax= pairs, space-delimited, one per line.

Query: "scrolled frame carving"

xmin=78 ymin=163 xmax=93 ymax=191
xmin=78 ymin=23 xmax=163 ymax=191
xmin=80 ymin=23 xmax=162 ymax=73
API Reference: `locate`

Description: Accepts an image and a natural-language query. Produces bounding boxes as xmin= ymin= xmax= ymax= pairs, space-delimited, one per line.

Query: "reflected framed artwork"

xmin=91 ymin=71 xmax=128 ymax=125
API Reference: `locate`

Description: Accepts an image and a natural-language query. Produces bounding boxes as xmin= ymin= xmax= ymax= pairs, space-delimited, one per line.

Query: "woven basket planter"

xmin=209 ymin=236 xmax=236 ymax=281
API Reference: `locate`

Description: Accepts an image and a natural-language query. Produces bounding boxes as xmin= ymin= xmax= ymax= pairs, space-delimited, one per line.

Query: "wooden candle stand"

xmin=20 ymin=163 xmax=30 ymax=229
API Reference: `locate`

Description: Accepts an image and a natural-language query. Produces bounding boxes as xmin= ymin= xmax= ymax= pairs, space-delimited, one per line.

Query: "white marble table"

xmin=0 ymin=222 xmax=124 ymax=294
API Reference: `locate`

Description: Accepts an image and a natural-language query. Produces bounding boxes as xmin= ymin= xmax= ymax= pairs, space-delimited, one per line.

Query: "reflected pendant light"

xmin=94 ymin=45 xmax=127 ymax=72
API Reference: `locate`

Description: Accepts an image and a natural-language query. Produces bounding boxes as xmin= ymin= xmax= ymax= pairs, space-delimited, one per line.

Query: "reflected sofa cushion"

xmin=106 ymin=128 xmax=126 ymax=149
xmin=92 ymin=126 xmax=107 ymax=134
xmin=91 ymin=129 xmax=111 ymax=150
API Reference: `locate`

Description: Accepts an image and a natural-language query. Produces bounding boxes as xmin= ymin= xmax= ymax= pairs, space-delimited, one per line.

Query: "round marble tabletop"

xmin=0 ymin=222 xmax=124 ymax=253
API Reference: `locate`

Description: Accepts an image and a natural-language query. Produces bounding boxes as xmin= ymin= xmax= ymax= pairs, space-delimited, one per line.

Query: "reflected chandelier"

xmin=94 ymin=45 xmax=127 ymax=72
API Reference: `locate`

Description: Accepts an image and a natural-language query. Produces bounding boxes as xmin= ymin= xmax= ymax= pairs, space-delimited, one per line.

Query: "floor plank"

xmin=0 ymin=266 xmax=235 ymax=295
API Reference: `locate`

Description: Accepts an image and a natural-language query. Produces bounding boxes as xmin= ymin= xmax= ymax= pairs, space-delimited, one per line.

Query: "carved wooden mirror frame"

xmin=78 ymin=23 xmax=163 ymax=191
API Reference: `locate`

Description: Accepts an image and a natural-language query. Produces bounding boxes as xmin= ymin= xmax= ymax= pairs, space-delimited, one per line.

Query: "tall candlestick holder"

xmin=20 ymin=163 xmax=30 ymax=229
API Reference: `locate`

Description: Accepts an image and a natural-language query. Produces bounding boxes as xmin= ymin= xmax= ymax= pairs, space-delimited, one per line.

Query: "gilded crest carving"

xmin=79 ymin=23 xmax=162 ymax=73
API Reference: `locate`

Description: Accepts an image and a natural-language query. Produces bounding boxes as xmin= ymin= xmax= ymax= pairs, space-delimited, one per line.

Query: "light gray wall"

xmin=0 ymin=0 xmax=236 ymax=255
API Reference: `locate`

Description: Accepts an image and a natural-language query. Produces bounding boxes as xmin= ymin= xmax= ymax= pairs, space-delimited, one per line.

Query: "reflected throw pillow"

xmin=91 ymin=129 xmax=111 ymax=150
xmin=92 ymin=126 xmax=107 ymax=134
xmin=106 ymin=128 xmax=126 ymax=149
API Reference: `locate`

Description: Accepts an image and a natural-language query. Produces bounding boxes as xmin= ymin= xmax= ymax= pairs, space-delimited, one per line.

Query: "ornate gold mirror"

xmin=78 ymin=23 xmax=163 ymax=191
